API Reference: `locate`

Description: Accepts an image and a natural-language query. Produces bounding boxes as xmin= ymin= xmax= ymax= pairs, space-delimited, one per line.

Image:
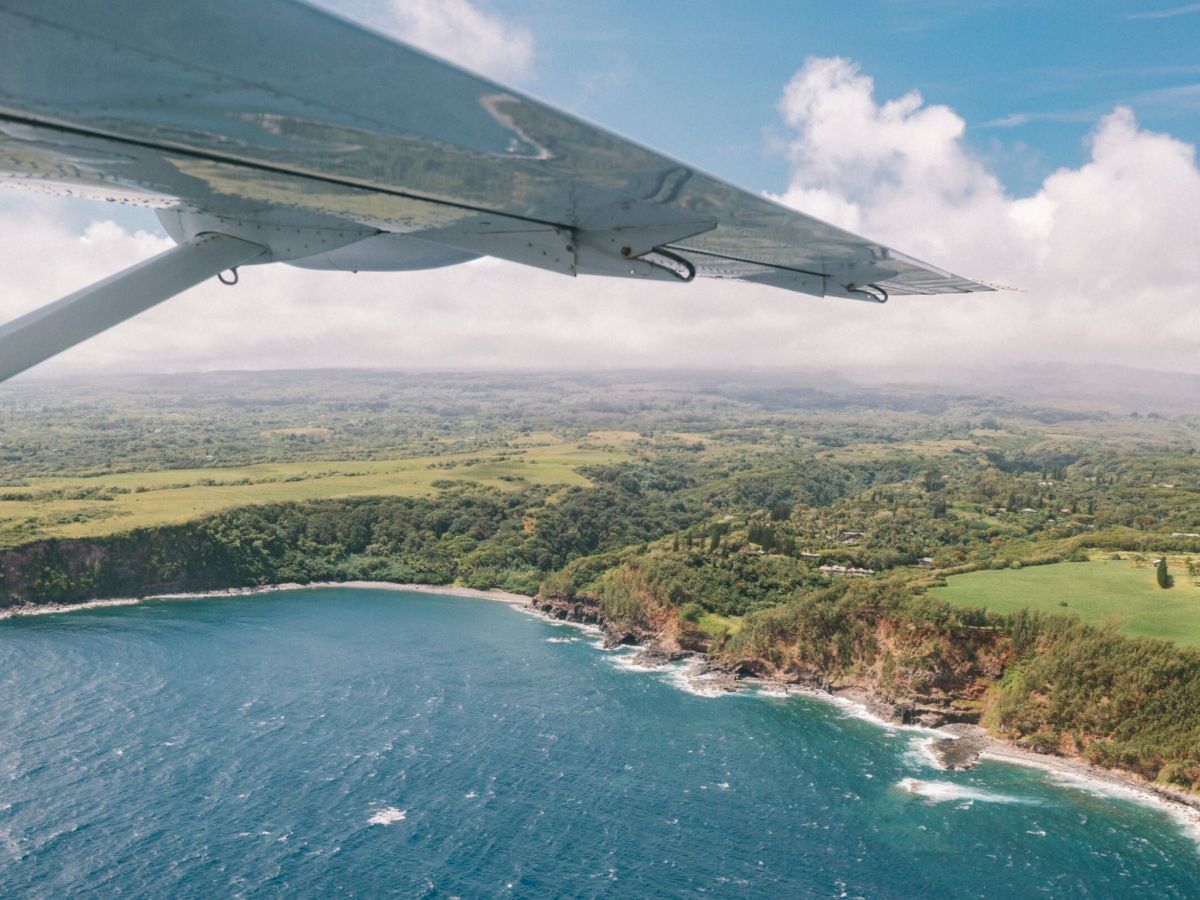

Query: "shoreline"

xmin=749 ymin=680 xmax=1200 ymax=817
xmin=727 ymin=676 xmax=1200 ymax=841
xmin=0 ymin=580 xmax=532 ymax=619
xmin=4 ymin=580 xmax=1199 ymax=843
xmin=573 ymin=625 xmax=1200 ymax=840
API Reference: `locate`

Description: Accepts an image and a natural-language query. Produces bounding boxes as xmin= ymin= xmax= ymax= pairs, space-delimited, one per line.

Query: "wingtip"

xmin=973 ymin=279 xmax=1017 ymax=292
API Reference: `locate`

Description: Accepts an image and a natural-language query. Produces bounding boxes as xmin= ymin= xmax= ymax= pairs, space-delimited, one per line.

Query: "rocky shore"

xmin=528 ymin=591 xmax=1200 ymax=825
xmin=5 ymin=579 xmax=1198 ymax=827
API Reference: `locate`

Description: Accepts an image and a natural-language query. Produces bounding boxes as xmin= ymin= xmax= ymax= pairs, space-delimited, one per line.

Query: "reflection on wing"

xmin=0 ymin=0 xmax=994 ymax=380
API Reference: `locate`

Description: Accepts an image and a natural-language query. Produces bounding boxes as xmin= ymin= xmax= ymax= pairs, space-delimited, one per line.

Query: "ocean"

xmin=1 ymin=587 xmax=1197 ymax=897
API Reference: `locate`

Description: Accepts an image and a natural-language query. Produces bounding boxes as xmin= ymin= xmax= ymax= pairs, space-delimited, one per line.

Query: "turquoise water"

xmin=1 ymin=588 xmax=1198 ymax=898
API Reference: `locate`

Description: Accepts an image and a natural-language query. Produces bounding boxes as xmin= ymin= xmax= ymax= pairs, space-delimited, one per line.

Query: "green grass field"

xmin=0 ymin=438 xmax=629 ymax=547
xmin=931 ymin=559 xmax=1200 ymax=647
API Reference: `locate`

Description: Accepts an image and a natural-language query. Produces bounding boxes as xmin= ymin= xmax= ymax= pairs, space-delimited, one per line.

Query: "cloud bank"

xmin=769 ymin=57 xmax=1200 ymax=373
xmin=2 ymin=53 xmax=1199 ymax=379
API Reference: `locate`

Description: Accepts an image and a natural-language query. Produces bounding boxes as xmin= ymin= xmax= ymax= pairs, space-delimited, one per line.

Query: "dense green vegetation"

xmin=3 ymin=367 xmax=1200 ymax=792
xmin=548 ymin=542 xmax=1200 ymax=792
xmin=984 ymin=611 xmax=1200 ymax=787
xmin=0 ymin=475 xmax=706 ymax=602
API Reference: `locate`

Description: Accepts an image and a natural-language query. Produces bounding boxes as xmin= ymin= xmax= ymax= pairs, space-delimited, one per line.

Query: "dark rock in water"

xmin=926 ymin=725 xmax=988 ymax=770
xmin=633 ymin=644 xmax=690 ymax=665
xmin=892 ymin=701 xmax=980 ymax=729
xmin=532 ymin=593 xmax=606 ymax=630
xmin=606 ymin=631 xmax=642 ymax=648
xmin=733 ymin=658 xmax=772 ymax=679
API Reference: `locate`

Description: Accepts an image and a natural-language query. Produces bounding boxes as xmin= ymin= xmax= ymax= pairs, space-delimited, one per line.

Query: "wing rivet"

xmin=620 ymin=246 xmax=632 ymax=257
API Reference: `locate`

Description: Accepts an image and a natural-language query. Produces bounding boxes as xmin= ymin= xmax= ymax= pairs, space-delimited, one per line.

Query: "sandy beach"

xmin=0 ymin=580 xmax=532 ymax=619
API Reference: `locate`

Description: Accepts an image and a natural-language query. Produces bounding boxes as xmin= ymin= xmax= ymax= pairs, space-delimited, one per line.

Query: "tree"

xmin=1156 ymin=556 xmax=1171 ymax=589
xmin=709 ymin=524 xmax=725 ymax=552
xmin=922 ymin=469 xmax=942 ymax=493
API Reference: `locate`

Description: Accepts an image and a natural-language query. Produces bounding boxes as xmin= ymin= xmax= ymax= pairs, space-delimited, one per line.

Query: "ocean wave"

xmin=976 ymin=751 xmax=1200 ymax=851
xmin=826 ymin=696 xmax=945 ymax=739
xmin=367 ymin=807 xmax=406 ymax=826
xmin=607 ymin=653 xmax=674 ymax=674
xmin=751 ymin=685 xmax=794 ymax=699
xmin=904 ymin=736 xmax=954 ymax=771
xmin=663 ymin=662 xmax=743 ymax=699
xmin=603 ymin=654 xmax=739 ymax=698
xmin=512 ymin=605 xmax=607 ymax=641
xmin=895 ymin=777 xmax=1028 ymax=805
xmin=1041 ymin=769 xmax=1200 ymax=847
xmin=825 ymin=695 xmax=899 ymax=731
xmin=507 ymin=603 xmax=1200 ymax=851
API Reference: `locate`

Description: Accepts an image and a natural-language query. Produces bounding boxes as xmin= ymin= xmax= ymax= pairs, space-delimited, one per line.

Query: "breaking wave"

xmin=895 ymin=778 xmax=1028 ymax=805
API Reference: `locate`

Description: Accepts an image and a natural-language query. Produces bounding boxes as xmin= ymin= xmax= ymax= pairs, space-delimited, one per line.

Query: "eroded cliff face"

xmin=532 ymin=592 xmax=694 ymax=658
xmin=719 ymin=620 xmax=1011 ymax=728
xmin=534 ymin=590 xmax=1012 ymax=729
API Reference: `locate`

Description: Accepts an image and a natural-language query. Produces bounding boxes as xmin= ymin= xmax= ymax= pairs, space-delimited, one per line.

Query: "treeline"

xmin=1 ymin=453 xmax=894 ymax=607
xmin=0 ymin=475 xmax=707 ymax=606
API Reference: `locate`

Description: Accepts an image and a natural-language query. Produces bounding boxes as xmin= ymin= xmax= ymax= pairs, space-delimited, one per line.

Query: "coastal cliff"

xmin=531 ymin=576 xmax=1200 ymax=805
xmin=533 ymin=589 xmax=1002 ymax=728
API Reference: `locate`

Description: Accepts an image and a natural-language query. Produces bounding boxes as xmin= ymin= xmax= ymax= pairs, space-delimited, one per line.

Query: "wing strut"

xmin=0 ymin=233 xmax=266 ymax=382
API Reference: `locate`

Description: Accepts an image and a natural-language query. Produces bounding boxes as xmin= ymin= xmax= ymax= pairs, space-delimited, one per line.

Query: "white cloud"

xmin=764 ymin=56 xmax=1200 ymax=374
xmin=320 ymin=0 xmax=534 ymax=83
xmin=3 ymin=56 xmax=1200 ymax=381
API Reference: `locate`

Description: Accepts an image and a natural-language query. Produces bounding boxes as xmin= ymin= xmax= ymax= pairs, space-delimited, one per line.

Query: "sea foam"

xmin=367 ymin=807 xmax=406 ymax=826
xmin=1042 ymin=769 xmax=1200 ymax=846
xmin=895 ymin=777 xmax=1028 ymax=805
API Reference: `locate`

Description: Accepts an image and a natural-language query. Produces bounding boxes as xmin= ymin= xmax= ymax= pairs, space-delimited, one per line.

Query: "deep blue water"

xmin=1 ymin=588 xmax=1198 ymax=898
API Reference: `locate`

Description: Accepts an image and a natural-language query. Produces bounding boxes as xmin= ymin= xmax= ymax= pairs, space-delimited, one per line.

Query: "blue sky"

xmin=482 ymin=0 xmax=1200 ymax=196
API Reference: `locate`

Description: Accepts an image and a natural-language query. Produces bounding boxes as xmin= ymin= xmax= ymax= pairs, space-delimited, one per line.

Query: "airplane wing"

xmin=0 ymin=0 xmax=993 ymax=381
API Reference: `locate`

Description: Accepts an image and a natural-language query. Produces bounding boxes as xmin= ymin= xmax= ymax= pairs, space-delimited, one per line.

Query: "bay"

xmin=1 ymin=588 xmax=1197 ymax=897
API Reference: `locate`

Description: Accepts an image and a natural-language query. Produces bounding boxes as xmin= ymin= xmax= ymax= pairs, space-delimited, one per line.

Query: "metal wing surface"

xmin=0 ymin=0 xmax=992 ymax=380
